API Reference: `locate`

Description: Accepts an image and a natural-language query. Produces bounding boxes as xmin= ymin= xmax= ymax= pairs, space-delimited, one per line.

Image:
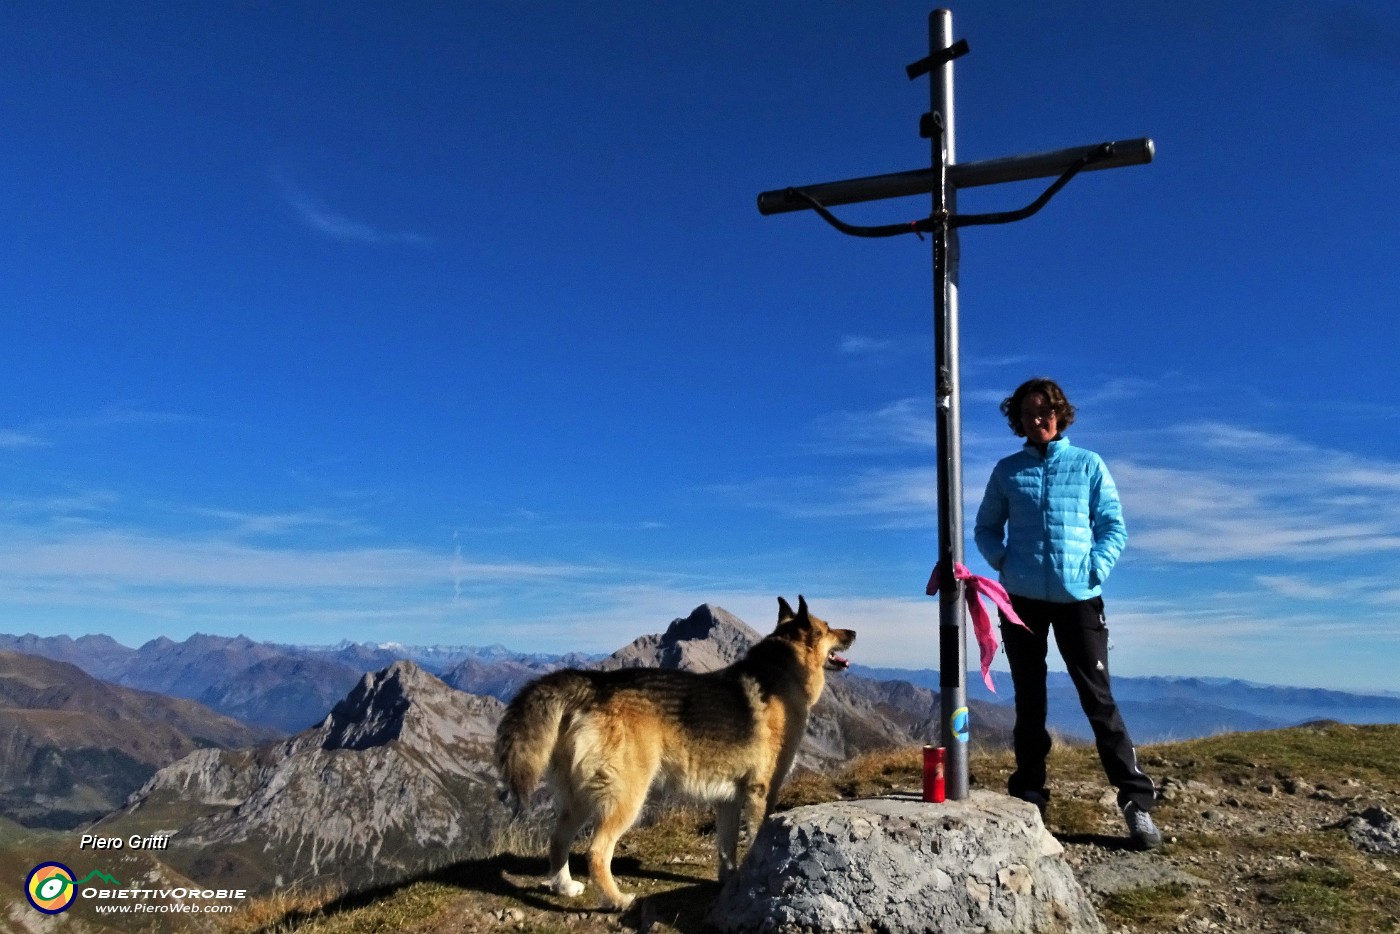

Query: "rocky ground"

xmin=225 ymin=723 xmax=1400 ymax=934
xmin=1054 ymin=736 xmax=1400 ymax=934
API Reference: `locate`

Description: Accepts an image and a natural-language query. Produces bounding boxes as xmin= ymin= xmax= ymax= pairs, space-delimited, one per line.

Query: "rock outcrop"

xmin=596 ymin=603 xmax=760 ymax=672
xmin=710 ymin=792 xmax=1104 ymax=934
xmin=1345 ymin=805 xmax=1400 ymax=856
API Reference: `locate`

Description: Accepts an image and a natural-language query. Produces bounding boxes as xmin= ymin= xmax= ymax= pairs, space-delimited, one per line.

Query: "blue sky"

xmin=1 ymin=2 xmax=1397 ymax=692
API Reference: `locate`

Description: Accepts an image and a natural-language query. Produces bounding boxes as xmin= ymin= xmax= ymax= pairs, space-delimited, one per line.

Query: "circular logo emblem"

xmin=26 ymin=862 xmax=77 ymax=914
xmin=951 ymin=706 xmax=970 ymax=743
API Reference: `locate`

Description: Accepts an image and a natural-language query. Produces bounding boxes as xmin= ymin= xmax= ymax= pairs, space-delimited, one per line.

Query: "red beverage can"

xmin=922 ymin=745 xmax=946 ymax=803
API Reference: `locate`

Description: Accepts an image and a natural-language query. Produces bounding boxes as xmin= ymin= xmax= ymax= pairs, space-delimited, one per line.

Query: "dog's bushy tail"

xmin=495 ymin=670 xmax=594 ymax=809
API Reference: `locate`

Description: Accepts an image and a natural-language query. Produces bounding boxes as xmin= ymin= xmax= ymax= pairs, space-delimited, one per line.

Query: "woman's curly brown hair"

xmin=1000 ymin=377 xmax=1076 ymax=437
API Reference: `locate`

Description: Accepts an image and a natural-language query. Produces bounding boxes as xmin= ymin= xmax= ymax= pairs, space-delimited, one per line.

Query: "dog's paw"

xmin=548 ymin=878 xmax=586 ymax=898
xmin=602 ymin=893 xmax=635 ymax=913
xmin=496 ymin=785 xmax=525 ymax=819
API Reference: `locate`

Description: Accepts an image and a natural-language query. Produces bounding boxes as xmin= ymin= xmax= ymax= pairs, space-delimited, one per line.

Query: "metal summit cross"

xmin=757 ymin=9 xmax=1154 ymax=801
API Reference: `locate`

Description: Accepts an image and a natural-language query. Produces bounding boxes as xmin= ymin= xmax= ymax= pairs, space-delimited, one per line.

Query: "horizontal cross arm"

xmin=756 ymin=137 xmax=1154 ymax=216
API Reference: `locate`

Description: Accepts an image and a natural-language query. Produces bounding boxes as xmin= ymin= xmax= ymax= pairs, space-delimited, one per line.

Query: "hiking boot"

xmin=1012 ymin=789 xmax=1048 ymax=820
xmin=1123 ymin=801 xmax=1163 ymax=850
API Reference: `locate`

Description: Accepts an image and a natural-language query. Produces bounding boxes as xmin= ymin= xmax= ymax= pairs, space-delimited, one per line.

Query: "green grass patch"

xmin=221 ymin=725 xmax=1400 ymax=934
xmin=1157 ymin=723 xmax=1400 ymax=784
xmin=1099 ymin=883 xmax=1194 ymax=925
xmin=247 ymin=880 xmax=458 ymax=934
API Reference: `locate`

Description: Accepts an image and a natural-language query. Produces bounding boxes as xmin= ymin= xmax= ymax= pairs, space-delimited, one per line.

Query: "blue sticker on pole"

xmin=951 ymin=707 xmax=969 ymax=743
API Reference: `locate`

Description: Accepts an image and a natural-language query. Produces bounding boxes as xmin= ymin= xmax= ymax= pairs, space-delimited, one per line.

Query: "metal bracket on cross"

xmin=756 ymin=8 xmax=1154 ymax=802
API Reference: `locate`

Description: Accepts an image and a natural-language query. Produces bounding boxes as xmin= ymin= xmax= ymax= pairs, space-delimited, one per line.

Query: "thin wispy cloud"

xmin=837 ymin=333 xmax=931 ymax=366
xmin=812 ymin=397 xmax=936 ymax=453
xmin=0 ymin=429 xmax=47 ymax=449
xmin=69 ymin=407 xmax=196 ymax=429
xmin=0 ymin=491 xmax=120 ymax=521
xmin=1075 ymin=376 xmax=1161 ymax=406
xmin=278 ymin=176 xmax=431 ymax=246
xmin=1253 ymin=574 xmax=1333 ymax=601
xmin=839 ymin=335 xmax=895 ymax=356
xmin=1117 ymin=422 xmax=1400 ymax=564
xmin=1 ymin=409 xmax=191 ymax=450
xmin=185 ymin=506 xmax=365 ymax=538
xmin=0 ymin=529 xmax=442 ymax=590
xmin=732 ymin=393 xmax=1400 ymax=580
xmin=712 ymin=466 xmax=938 ymax=531
xmin=0 ymin=525 xmax=619 ymax=592
xmin=0 ymin=519 xmax=620 ymax=644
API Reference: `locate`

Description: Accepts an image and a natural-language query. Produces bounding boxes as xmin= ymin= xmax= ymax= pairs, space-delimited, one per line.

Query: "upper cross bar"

xmin=755 ymin=138 xmax=1154 ymax=216
xmin=905 ymin=37 xmax=969 ymax=80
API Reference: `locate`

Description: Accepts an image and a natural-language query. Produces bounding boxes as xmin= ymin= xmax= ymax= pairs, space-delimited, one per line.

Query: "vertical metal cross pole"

xmin=927 ymin=8 xmax=970 ymax=802
xmin=755 ymin=7 xmax=1152 ymax=804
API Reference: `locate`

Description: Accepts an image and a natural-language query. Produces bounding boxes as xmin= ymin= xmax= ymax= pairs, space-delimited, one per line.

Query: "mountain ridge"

xmin=81 ymin=602 xmax=998 ymax=898
xmin=2 ymin=604 xmax=1398 ymax=929
xmin=5 ymin=624 xmax=1399 ymax=745
xmin=99 ymin=659 xmax=508 ymax=895
xmin=0 ymin=651 xmax=276 ymax=829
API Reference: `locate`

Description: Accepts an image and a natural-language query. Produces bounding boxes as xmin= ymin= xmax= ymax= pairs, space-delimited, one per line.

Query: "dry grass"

xmin=225 ymin=725 xmax=1400 ymax=934
xmin=220 ymin=885 xmax=346 ymax=934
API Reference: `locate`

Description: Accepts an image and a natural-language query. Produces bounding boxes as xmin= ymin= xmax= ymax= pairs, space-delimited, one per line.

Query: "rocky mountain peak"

xmin=318 ymin=660 xmax=440 ymax=751
xmin=108 ymin=658 xmax=508 ymax=895
xmin=597 ymin=603 xmax=762 ymax=673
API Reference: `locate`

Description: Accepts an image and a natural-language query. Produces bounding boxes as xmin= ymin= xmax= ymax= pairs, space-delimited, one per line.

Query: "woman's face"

xmin=1019 ymin=392 xmax=1059 ymax=444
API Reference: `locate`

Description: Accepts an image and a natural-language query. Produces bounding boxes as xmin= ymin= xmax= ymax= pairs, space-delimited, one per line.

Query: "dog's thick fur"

xmin=494 ymin=595 xmax=855 ymax=911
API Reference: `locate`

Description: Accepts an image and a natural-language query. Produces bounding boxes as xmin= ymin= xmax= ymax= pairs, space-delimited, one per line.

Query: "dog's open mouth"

xmin=825 ymin=651 xmax=850 ymax=672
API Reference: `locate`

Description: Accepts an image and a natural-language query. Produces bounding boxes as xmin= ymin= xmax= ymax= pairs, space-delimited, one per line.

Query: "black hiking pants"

xmin=1000 ymin=593 xmax=1156 ymax=812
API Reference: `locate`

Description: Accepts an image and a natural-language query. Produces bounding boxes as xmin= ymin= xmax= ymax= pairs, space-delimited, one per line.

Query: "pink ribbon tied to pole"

xmin=925 ymin=562 xmax=1031 ymax=693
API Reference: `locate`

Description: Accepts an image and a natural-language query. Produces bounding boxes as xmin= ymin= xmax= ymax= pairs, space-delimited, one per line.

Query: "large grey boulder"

xmin=711 ymin=792 xmax=1104 ymax=934
xmin=1345 ymin=805 xmax=1400 ymax=856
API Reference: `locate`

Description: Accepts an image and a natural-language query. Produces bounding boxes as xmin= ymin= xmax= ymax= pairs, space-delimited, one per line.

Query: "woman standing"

xmin=973 ymin=377 xmax=1162 ymax=850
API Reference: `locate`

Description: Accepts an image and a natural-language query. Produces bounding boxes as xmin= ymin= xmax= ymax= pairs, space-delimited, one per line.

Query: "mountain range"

xmin=0 ymin=631 xmax=597 ymax=734
xmin=7 ymin=621 xmax=1395 ymax=748
xmin=0 ymin=651 xmax=275 ymax=829
xmin=72 ymin=604 xmax=1009 ymax=899
xmin=851 ymin=664 xmax=1400 ymax=742
xmin=3 ymin=602 xmax=1400 ymax=908
xmin=95 ymin=661 xmax=510 ymax=895
xmin=0 ymin=607 xmax=1008 ymax=896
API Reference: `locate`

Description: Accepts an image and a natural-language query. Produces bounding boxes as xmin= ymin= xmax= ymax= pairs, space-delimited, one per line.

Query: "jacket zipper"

xmin=1041 ymin=445 xmax=1053 ymax=600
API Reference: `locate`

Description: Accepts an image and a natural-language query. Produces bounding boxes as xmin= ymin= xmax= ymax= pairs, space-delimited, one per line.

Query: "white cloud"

xmin=278 ymin=177 xmax=430 ymax=246
xmin=0 ymin=410 xmax=197 ymax=462
xmin=812 ymin=397 xmax=935 ymax=453
xmin=186 ymin=506 xmax=363 ymax=538
xmin=1253 ymin=574 xmax=1331 ymax=600
xmin=0 ymin=429 xmax=47 ymax=449
xmin=0 ymin=523 xmax=610 ymax=639
xmin=1115 ymin=422 xmax=1400 ymax=563
xmin=735 ymin=393 xmax=1400 ymax=574
xmin=0 ymin=530 xmax=444 ymax=590
xmin=839 ymin=335 xmax=895 ymax=356
xmin=711 ymin=467 xmax=936 ymax=528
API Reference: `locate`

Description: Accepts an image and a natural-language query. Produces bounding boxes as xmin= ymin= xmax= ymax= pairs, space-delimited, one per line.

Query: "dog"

xmin=495 ymin=595 xmax=855 ymax=911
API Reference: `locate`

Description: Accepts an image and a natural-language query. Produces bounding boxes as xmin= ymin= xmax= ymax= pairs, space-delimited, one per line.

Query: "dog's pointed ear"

xmin=777 ymin=596 xmax=795 ymax=622
xmin=797 ymin=594 xmax=809 ymax=620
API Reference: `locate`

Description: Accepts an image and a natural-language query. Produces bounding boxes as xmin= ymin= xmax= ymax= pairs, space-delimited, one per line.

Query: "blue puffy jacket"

xmin=973 ymin=437 xmax=1127 ymax=603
